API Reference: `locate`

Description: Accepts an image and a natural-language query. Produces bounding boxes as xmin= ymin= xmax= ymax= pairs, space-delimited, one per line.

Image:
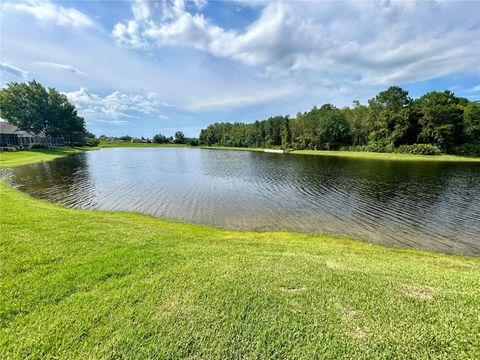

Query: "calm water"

xmin=2 ymin=148 xmax=480 ymax=255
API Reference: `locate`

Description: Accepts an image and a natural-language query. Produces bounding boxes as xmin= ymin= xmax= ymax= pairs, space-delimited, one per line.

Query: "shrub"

xmin=187 ymin=138 xmax=199 ymax=146
xmin=29 ymin=143 xmax=47 ymax=149
xmin=451 ymin=143 xmax=480 ymax=156
xmin=346 ymin=142 xmax=394 ymax=153
xmin=395 ymin=144 xmax=442 ymax=155
xmin=85 ymin=138 xmax=100 ymax=147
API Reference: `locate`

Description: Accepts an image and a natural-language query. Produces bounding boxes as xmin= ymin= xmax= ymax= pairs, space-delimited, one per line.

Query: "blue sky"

xmin=1 ymin=0 xmax=479 ymax=137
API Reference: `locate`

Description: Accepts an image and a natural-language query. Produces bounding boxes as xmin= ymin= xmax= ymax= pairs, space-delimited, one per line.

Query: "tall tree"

xmin=174 ymin=131 xmax=186 ymax=144
xmin=0 ymin=80 xmax=87 ymax=147
xmin=315 ymin=104 xmax=350 ymax=150
xmin=48 ymin=88 xmax=86 ymax=145
xmin=463 ymin=101 xmax=480 ymax=143
xmin=343 ymin=101 xmax=370 ymax=146
xmin=153 ymin=133 xmax=169 ymax=144
xmin=0 ymin=81 xmax=52 ymax=145
xmin=415 ymin=91 xmax=464 ymax=150
xmin=367 ymin=86 xmax=414 ymax=147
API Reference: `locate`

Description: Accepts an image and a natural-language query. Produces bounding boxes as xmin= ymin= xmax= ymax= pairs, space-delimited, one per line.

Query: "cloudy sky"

xmin=1 ymin=0 xmax=479 ymax=137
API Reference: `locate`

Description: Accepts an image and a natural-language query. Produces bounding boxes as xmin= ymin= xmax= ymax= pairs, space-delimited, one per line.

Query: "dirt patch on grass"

xmin=325 ymin=260 xmax=363 ymax=273
xmin=400 ymin=284 xmax=436 ymax=300
xmin=326 ymin=260 xmax=350 ymax=271
xmin=341 ymin=306 xmax=366 ymax=339
xmin=343 ymin=307 xmax=357 ymax=317
xmin=346 ymin=323 xmax=365 ymax=339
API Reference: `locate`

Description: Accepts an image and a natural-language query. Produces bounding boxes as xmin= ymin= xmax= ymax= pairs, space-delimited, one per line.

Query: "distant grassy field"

xmin=98 ymin=141 xmax=480 ymax=162
xmin=290 ymin=149 xmax=480 ymax=162
xmin=99 ymin=140 xmax=191 ymax=148
xmin=0 ymin=148 xmax=479 ymax=358
xmin=200 ymin=145 xmax=265 ymax=152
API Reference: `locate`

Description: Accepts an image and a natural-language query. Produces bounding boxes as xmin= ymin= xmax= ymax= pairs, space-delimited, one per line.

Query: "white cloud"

xmin=35 ymin=61 xmax=88 ymax=76
xmin=63 ymin=87 xmax=173 ymax=124
xmin=471 ymin=85 xmax=480 ymax=92
xmin=0 ymin=62 xmax=28 ymax=79
xmin=189 ymin=85 xmax=298 ymax=110
xmin=191 ymin=0 xmax=208 ymax=10
xmin=112 ymin=0 xmax=480 ymax=85
xmin=1 ymin=0 xmax=94 ymax=28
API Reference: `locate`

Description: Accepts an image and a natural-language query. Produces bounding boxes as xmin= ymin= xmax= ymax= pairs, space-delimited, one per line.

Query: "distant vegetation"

xmin=152 ymin=131 xmax=199 ymax=145
xmin=2 ymin=82 xmax=478 ymax=155
xmin=102 ymin=131 xmax=199 ymax=146
xmin=199 ymin=86 xmax=480 ymax=155
xmin=0 ymin=81 xmax=98 ymax=147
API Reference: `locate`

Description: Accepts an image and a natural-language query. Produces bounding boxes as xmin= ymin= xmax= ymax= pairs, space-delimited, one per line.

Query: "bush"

xmin=85 ymin=138 xmax=100 ymax=147
xmin=187 ymin=138 xmax=199 ymax=146
xmin=153 ymin=134 xmax=169 ymax=144
xmin=395 ymin=144 xmax=442 ymax=155
xmin=451 ymin=143 xmax=480 ymax=156
xmin=29 ymin=143 xmax=47 ymax=149
xmin=346 ymin=142 xmax=394 ymax=153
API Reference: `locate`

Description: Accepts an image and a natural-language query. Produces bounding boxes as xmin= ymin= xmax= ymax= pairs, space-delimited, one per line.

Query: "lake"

xmin=2 ymin=148 xmax=479 ymax=255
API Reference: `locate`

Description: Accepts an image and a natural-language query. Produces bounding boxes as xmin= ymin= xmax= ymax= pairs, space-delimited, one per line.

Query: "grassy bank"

xmin=1 ymin=150 xmax=479 ymax=358
xmin=99 ymin=141 xmax=480 ymax=162
xmin=200 ymin=145 xmax=266 ymax=152
xmin=203 ymin=146 xmax=480 ymax=162
xmin=290 ymin=149 xmax=480 ymax=162
xmin=0 ymin=147 xmax=97 ymax=168
xmin=99 ymin=140 xmax=191 ymax=148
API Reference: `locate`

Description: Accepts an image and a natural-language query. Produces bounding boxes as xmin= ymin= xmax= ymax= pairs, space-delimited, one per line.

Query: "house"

xmin=131 ymin=137 xmax=148 ymax=143
xmin=0 ymin=121 xmax=64 ymax=150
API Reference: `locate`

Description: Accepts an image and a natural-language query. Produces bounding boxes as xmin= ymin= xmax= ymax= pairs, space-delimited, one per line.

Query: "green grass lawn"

xmin=203 ymin=147 xmax=480 ymax=162
xmin=0 ymin=147 xmax=98 ymax=168
xmin=0 ymin=150 xmax=479 ymax=358
xmin=200 ymin=145 xmax=267 ymax=153
xmin=99 ymin=140 xmax=191 ymax=148
xmin=290 ymin=149 xmax=480 ymax=162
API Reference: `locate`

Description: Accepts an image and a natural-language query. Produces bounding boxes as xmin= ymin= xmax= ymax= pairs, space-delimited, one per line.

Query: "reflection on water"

xmin=2 ymin=148 xmax=479 ymax=255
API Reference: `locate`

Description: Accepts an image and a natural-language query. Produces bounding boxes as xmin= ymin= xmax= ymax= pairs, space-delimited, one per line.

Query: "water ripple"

xmin=2 ymin=148 xmax=479 ymax=255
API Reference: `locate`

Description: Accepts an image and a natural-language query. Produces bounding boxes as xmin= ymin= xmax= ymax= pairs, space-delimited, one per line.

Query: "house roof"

xmin=0 ymin=121 xmax=18 ymax=134
xmin=0 ymin=121 xmax=44 ymax=137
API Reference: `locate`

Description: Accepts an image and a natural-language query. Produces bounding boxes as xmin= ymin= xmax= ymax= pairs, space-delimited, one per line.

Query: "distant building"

xmin=131 ymin=137 xmax=148 ymax=143
xmin=0 ymin=121 xmax=64 ymax=150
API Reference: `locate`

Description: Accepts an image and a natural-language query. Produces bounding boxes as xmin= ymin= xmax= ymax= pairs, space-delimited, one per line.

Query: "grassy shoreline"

xmin=0 ymin=147 xmax=99 ymax=168
xmin=289 ymin=149 xmax=480 ymax=162
xmin=99 ymin=141 xmax=480 ymax=162
xmin=1 ymin=147 xmax=479 ymax=358
xmin=99 ymin=140 xmax=191 ymax=148
xmin=202 ymin=146 xmax=480 ymax=162
xmin=2 ymin=145 xmax=478 ymax=170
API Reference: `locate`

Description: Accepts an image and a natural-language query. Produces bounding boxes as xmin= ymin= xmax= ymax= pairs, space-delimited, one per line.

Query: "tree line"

xmin=104 ymin=131 xmax=199 ymax=145
xmin=199 ymin=86 xmax=480 ymax=155
xmin=0 ymin=81 xmax=97 ymax=147
xmin=152 ymin=131 xmax=199 ymax=145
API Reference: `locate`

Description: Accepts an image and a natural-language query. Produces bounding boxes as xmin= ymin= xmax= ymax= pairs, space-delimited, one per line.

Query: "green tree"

xmin=367 ymin=86 xmax=414 ymax=147
xmin=84 ymin=131 xmax=99 ymax=146
xmin=0 ymin=81 xmax=52 ymax=146
xmin=0 ymin=80 xmax=87 ymax=147
xmin=153 ymin=133 xmax=169 ymax=144
xmin=48 ymin=88 xmax=86 ymax=145
xmin=316 ymin=104 xmax=350 ymax=150
xmin=343 ymin=101 xmax=370 ymax=146
xmin=174 ymin=131 xmax=186 ymax=144
xmin=415 ymin=91 xmax=464 ymax=150
xmin=118 ymin=135 xmax=132 ymax=142
xmin=463 ymin=101 xmax=480 ymax=143
xmin=280 ymin=116 xmax=292 ymax=148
